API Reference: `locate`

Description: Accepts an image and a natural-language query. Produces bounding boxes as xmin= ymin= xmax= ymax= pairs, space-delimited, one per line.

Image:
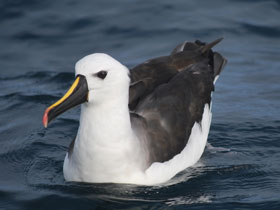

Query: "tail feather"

xmin=171 ymin=37 xmax=224 ymax=55
xmin=171 ymin=38 xmax=227 ymax=81
xmin=213 ymin=52 xmax=227 ymax=78
xmin=200 ymin=37 xmax=224 ymax=53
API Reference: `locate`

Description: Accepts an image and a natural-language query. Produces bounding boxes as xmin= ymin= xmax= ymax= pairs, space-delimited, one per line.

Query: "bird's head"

xmin=43 ymin=53 xmax=130 ymax=128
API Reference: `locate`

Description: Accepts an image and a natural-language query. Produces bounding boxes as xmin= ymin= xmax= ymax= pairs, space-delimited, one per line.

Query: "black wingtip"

xmin=201 ymin=37 xmax=224 ymax=53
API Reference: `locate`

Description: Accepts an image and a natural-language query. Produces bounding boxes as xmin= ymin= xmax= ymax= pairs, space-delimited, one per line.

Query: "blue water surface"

xmin=1 ymin=0 xmax=280 ymax=209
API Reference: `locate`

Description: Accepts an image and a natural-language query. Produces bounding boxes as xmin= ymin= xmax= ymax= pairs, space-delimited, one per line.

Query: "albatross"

xmin=43 ymin=38 xmax=227 ymax=185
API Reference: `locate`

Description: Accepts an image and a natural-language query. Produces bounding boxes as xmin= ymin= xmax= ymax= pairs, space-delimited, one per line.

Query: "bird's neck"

xmin=64 ymin=89 xmax=148 ymax=183
xmin=78 ymin=91 xmax=133 ymax=146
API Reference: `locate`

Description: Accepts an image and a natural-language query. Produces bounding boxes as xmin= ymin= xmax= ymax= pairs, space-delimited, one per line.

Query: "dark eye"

xmin=95 ymin=71 xmax=107 ymax=79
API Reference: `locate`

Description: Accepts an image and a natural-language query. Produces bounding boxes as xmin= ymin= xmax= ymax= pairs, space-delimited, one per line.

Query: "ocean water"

xmin=1 ymin=0 xmax=280 ymax=209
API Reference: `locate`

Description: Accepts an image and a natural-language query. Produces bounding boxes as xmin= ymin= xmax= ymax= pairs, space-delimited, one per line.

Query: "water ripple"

xmin=241 ymin=22 xmax=280 ymax=37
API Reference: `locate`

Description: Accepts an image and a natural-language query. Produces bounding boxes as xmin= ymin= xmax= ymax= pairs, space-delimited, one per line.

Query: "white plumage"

xmin=43 ymin=39 xmax=226 ymax=185
xmin=63 ymin=54 xmax=212 ymax=185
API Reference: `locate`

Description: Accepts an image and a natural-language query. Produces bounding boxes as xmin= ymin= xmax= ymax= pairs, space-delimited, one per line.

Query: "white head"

xmin=75 ymin=53 xmax=130 ymax=104
xmin=43 ymin=53 xmax=130 ymax=127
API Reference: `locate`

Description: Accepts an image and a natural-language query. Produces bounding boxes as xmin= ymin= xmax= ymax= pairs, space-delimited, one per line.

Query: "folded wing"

xmin=129 ymin=38 xmax=227 ymax=165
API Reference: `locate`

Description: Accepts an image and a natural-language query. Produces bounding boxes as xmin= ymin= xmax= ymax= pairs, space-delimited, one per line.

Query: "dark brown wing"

xmin=131 ymin=62 xmax=215 ymax=164
xmin=129 ymin=38 xmax=225 ymax=110
xmin=130 ymin=38 xmax=227 ymax=165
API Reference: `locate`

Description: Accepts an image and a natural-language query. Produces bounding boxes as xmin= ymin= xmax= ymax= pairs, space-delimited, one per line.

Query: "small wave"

xmin=241 ymin=22 xmax=280 ymax=38
xmin=65 ymin=17 xmax=98 ymax=32
xmin=0 ymin=71 xmax=51 ymax=81
xmin=0 ymin=93 xmax=60 ymax=105
xmin=46 ymin=72 xmax=74 ymax=83
xmin=0 ymin=71 xmax=73 ymax=82
xmin=206 ymin=143 xmax=231 ymax=153
xmin=166 ymin=195 xmax=212 ymax=205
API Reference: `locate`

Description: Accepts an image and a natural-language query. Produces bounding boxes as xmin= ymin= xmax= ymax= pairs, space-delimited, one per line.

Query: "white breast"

xmin=63 ymin=104 xmax=211 ymax=185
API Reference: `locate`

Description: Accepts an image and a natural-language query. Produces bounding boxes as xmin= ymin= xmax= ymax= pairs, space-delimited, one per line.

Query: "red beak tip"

xmin=43 ymin=109 xmax=49 ymax=128
xmin=43 ymin=122 xmax=48 ymax=128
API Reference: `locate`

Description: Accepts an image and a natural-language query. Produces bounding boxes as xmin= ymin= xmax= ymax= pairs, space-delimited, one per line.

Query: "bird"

xmin=42 ymin=38 xmax=227 ymax=185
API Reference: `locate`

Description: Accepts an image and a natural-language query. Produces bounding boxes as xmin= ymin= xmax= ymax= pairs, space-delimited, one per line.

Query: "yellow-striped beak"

xmin=43 ymin=75 xmax=88 ymax=128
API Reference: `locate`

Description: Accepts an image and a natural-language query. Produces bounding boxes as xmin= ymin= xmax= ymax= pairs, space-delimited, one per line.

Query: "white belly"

xmin=63 ymin=104 xmax=212 ymax=185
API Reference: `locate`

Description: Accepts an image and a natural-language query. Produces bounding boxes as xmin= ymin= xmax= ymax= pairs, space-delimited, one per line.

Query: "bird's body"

xmin=43 ymin=38 xmax=226 ymax=185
